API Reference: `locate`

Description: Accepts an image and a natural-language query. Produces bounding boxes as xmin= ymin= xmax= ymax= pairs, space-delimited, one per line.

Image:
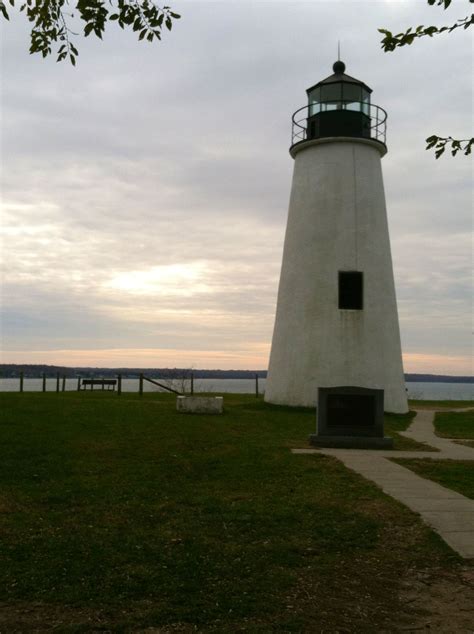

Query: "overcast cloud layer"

xmin=1 ymin=1 xmax=472 ymax=372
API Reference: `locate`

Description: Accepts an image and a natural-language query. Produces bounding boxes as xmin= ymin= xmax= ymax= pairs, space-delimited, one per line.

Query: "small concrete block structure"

xmin=176 ymin=396 xmax=223 ymax=414
xmin=309 ymin=386 xmax=393 ymax=449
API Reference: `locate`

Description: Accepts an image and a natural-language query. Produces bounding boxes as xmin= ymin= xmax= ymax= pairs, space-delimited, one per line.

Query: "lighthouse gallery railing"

xmin=291 ymin=101 xmax=387 ymax=147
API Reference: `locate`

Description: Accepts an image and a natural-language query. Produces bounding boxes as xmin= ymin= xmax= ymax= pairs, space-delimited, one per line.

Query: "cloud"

xmin=2 ymin=346 xmax=271 ymax=370
xmin=1 ymin=1 xmax=472 ymax=372
xmin=403 ymin=353 xmax=472 ymax=376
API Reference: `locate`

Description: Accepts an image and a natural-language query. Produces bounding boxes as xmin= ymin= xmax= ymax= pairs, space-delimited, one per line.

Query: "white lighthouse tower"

xmin=265 ymin=61 xmax=408 ymax=414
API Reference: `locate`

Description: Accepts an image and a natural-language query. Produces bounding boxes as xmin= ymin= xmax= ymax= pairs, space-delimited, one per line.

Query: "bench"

xmin=81 ymin=379 xmax=117 ymax=391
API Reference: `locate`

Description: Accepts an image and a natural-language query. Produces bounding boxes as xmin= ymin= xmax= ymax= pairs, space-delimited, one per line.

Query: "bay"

xmin=0 ymin=378 xmax=472 ymax=401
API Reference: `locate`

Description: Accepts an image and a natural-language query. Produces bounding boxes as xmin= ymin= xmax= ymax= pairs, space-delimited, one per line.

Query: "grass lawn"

xmin=392 ymin=459 xmax=474 ymax=500
xmin=409 ymin=400 xmax=474 ymax=409
xmin=433 ymin=410 xmax=474 ymax=439
xmin=0 ymin=392 xmax=466 ymax=631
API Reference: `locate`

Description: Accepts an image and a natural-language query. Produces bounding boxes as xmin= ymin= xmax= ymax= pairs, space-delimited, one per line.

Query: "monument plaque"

xmin=310 ymin=386 xmax=393 ymax=448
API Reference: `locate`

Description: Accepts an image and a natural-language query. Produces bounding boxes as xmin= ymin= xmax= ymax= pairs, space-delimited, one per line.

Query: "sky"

xmin=0 ymin=0 xmax=472 ymax=373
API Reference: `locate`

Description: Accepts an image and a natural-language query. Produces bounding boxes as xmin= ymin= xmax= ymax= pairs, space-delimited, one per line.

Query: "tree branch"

xmin=380 ymin=0 xmax=473 ymax=158
xmin=1 ymin=1 xmax=180 ymax=64
xmin=426 ymin=136 xmax=474 ymax=159
xmin=379 ymin=14 xmax=473 ymax=52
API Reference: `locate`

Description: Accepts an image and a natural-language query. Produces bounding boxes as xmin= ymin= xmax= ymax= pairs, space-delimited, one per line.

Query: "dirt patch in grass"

xmin=0 ymin=495 xmax=22 ymax=514
xmin=398 ymin=565 xmax=474 ymax=634
xmin=1 ymin=564 xmax=473 ymax=633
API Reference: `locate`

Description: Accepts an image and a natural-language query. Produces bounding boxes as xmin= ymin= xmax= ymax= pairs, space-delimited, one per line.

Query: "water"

xmin=0 ymin=378 xmax=472 ymax=400
xmin=403 ymin=382 xmax=473 ymax=401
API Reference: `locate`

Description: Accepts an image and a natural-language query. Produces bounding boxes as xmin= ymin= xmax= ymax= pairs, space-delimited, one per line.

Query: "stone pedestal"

xmin=309 ymin=435 xmax=393 ymax=449
xmin=309 ymin=386 xmax=393 ymax=449
xmin=176 ymin=396 xmax=223 ymax=414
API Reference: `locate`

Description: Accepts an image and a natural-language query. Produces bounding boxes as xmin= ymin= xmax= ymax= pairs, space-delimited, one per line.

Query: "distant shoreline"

xmin=0 ymin=364 xmax=472 ymax=383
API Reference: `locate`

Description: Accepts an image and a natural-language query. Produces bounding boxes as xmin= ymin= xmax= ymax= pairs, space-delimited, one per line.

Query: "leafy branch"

xmin=379 ymin=0 xmax=473 ymax=51
xmin=0 ymin=0 xmax=180 ymax=64
xmin=380 ymin=0 xmax=473 ymax=158
xmin=426 ymin=135 xmax=474 ymax=158
xmin=379 ymin=14 xmax=473 ymax=51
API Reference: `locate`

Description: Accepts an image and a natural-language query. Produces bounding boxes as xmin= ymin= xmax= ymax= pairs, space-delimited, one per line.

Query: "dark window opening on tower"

xmin=339 ymin=271 xmax=363 ymax=309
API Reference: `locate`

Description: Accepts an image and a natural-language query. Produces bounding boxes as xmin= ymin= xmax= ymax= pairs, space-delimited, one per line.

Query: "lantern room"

xmin=306 ymin=60 xmax=372 ymax=140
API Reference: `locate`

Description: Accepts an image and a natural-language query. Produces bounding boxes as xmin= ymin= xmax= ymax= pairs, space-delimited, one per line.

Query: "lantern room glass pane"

xmin=308 ymin=87 xmax=321 ymax=116
xmin=308 ymin=87 xmax=321 ymax=103
xmin=361 ymin=88 xmax=370 ymax=115
xmin=341 ymin=83 xmax=361 ymax=104
xmin=320 ymin=83 xmax=342 ymax=104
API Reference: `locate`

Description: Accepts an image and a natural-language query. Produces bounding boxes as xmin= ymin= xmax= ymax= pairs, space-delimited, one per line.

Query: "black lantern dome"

xmin=290 ymin=61 xmax=387 ymax=150
xmin=305 ymin=61 xmax=373 ymax=140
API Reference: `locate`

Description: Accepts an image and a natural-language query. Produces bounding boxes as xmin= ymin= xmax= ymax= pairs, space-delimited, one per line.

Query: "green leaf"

xmin=133 ymin=17 xmax=141 ymax=32
xmin=425 ymin=137 xmax=438 ymax=150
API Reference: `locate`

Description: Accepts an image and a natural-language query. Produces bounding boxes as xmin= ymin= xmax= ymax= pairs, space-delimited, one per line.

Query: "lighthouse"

xmin=265 ymin=61 xmax=408 ymax=415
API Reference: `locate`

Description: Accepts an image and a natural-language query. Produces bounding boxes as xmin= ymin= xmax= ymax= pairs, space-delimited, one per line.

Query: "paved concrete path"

xmin=399 ymin=408 xmax=474 ymax=459
xmin=292 ymin=409 xmax=474 ymax=558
